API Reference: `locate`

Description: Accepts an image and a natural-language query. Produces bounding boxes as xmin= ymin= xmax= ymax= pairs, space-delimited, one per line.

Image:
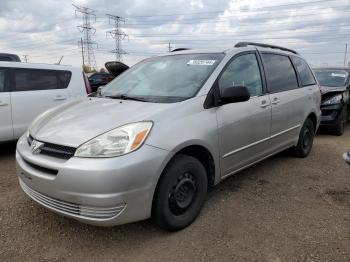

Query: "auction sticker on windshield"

xmin=187 ymin=60 xmax=216 ymax=66
xmin=331 ymin=72 xmax=347 ymax=78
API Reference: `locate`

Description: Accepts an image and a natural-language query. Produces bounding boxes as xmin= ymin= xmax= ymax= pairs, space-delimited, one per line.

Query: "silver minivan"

xmin=16 ymin=42 xmax=321 ymax=230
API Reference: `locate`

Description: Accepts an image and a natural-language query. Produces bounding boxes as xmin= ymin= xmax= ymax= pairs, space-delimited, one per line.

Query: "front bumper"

xmin=320 ymin=103 xmax=343 ymax=127
xmin=16 ymin=134 xmax=171 ymax=226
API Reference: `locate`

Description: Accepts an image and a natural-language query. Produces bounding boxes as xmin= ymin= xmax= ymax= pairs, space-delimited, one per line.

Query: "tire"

xmin=152 ymin=155 xmax=208 ymax=231
xmin=333 ymin=109 xmax=346 ymax=136
xmin=293 ymin=118 xmax=315 ymax=158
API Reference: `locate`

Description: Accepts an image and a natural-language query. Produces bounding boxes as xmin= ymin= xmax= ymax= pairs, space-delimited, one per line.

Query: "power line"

xmin=126 ymin=0 xmax=340 ymax=18
xmin=124 ymin=11 xmax=350 ymax=27
xmin=127 ymin=8 xmax=350 ymax=24
xmin=106 ymin=14 xmax=128 ymax=61
xmin=73 ymin=4 xmax=98 ymax=70
xmin=1 ymin=0 xmax=346 ymax=40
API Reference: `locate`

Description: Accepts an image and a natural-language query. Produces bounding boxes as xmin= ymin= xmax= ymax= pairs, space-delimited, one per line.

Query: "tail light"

xmin=83 ymin=72 xmax=92 ymax=94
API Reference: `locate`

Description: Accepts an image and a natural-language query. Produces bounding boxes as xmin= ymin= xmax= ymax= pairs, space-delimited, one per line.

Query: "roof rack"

xmin=171 ymin=48 xmax=191 ymax=52
xmin=234 ymin=42 xmax=299 ymax=55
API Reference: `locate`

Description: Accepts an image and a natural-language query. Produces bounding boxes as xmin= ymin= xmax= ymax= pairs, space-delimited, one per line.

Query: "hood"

xmin=29 ymin=98 xmax=172 ymax=147
xmin=320 ymin=85 xmax=347 ymax=95
xmin=105 ymin=61 xmax=129 ymax=77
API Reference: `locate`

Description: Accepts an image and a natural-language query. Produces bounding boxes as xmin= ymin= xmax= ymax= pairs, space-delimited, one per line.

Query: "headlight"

xmin=75 ymin=122 xmax=153 ymax=158
xmin=321 ymin=94 xmax=342 ymax=105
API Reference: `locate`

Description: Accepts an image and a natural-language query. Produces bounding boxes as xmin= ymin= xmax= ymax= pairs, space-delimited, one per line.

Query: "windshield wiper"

xmin=105 ymin=94 xmax=147 ymax=102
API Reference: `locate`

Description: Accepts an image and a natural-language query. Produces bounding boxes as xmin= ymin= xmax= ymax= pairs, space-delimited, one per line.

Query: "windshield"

xmin=101 ymin=53 xmax=224 ymax=103
xmin=314 ymin=69 xmax=349 ymax=87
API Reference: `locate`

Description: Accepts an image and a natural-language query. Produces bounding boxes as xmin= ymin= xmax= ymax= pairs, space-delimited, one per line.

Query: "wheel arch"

xmin=151 ymin=143 xmax=219 ymax=217
xmin=306 ymin=111 xmax=318 ymax=132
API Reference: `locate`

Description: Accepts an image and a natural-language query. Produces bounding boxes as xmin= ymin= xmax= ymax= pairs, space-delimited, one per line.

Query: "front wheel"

xmin=152 ymin=155 xmax=208 ymax=231
xmin=292 ymin=118 xmax=315 ymax=158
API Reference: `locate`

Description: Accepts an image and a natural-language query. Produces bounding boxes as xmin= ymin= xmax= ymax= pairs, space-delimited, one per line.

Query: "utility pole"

xmin=73 ymin=4 xmax=98 ymax=71
xmin=22 ymin=55 xmax=28 ymax=63
xmin=106 ymin=14 xmax=128 ymax=62
xmin=344 ymin=43 xmax=348 ymax=66
xmin=167 ymin=42 xmax=172 ymax=53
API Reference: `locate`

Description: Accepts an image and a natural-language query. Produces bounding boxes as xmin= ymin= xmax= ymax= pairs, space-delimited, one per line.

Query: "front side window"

xmin=313 ymin=69 xmax=349 ymax=87
xmin=0 ymin=69 xmax=6 ymax=92
xmin=101 ymin=53 xmax=225 ymax=103
xmin=13 ymin=69 xmax=71 ymax=91
xmin=218 ymin=53 xmax=263 ymax=97
xmin=291 ymin=56 xmax=316 ymax=86
xmin=262 ymin=53 xmax=298 ymax=93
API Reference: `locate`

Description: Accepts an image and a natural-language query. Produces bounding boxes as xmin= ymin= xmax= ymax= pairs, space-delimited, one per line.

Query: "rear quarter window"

xmin=262 ymin=53 xmax=299 ymax=93
xmin=291 ymin=56 xmax=316 ymax=86
xmin=13 ymin=69 xmax=72 ymax=91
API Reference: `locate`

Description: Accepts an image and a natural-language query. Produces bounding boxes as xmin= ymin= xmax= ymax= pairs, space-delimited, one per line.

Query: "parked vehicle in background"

xmin=88 ymin=72 xmax=115 ymax=92
xmin=0 ymin=53 xmax=21 ymax=62
xmin=17 ymin=42 xmax=320 ymax=230
xmin=87 ymin=62 xmax=129 ymax=92
xmin=313 ymin=67 xmax=350 ymax=135
xmin=0 ymin=62 xmax=91 ymax=142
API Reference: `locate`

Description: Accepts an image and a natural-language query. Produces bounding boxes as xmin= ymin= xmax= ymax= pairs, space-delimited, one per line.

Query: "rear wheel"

xmin=152 ymin=155 xmax=208 ymax=231
xmin=293 ymin=118 xmax=315 ymax=158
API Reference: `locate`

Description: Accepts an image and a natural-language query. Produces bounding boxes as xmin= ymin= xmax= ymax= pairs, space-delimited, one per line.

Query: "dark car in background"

xmin=88 ymin=72 xmax=115 ymax=92
xmin=313 ymin=67 xmax=350 ymax=135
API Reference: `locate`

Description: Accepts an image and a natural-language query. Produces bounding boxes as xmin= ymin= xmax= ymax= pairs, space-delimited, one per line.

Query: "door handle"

xmin=260 ymin=100 xmax=270 ymax=108
xmin=0 ymin=101 xmax=8 ymax=106
xmin=271 ymin=97 xmax=280 ymax=105
xmin=53 ymin=95 xmax=67 ymax=101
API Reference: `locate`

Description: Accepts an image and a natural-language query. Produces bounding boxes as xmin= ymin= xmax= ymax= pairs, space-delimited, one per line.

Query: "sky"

xmin=0 ymin=0 xmax=349 ymax=69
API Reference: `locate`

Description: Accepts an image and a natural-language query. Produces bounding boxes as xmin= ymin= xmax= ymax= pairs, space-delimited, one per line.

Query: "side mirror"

xmin=88 ymin=85 xmax=105 ymax=97
xmin=97 ymin=85 xmax=105 ymax=94
xmin=220 ymin=85 xmax=250 ymax=105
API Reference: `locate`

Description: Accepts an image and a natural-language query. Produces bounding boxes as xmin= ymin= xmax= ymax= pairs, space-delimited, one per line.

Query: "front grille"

xmin=40 ymin=142 xmax=76 ymax=159
xmin=19 ymin=180 xmax=126 ymax=220
xmin=28 ymin=135 xmax=76 ymax=159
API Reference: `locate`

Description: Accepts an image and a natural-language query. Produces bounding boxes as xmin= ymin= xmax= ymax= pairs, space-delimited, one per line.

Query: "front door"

xmin=216 ymin=53 xmax=271 ymax=177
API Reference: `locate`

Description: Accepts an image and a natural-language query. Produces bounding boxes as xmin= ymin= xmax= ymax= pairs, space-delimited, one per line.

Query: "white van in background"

xmin=0 ymin=62 xmax=91 ymax=142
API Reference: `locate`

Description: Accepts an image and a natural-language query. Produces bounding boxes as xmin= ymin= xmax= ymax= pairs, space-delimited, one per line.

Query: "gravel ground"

xmin=1 ymin=130 xmax=350 ymax=262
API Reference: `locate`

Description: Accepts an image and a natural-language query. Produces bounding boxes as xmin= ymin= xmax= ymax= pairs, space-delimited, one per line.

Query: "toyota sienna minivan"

xmin=16 ymin=42 xmax=321 ymax=230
